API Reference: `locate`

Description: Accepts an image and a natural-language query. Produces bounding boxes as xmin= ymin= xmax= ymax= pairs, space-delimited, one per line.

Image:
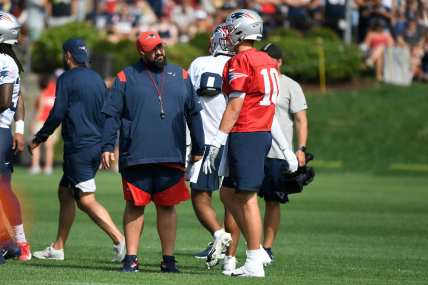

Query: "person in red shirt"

xmin=202 ymin=9 xmax=297 ymax=277
xmin=29 ymin=70 xmax=62 ymax=175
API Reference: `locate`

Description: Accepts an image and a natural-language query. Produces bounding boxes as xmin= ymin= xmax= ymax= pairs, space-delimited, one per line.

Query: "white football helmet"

xmin=209 ymin=23 xmax=234 ymax=56
xmin=0 ymin=11 xmax=21 ymax=45
xmin=224 ymin=9 xmax=263 ymax=48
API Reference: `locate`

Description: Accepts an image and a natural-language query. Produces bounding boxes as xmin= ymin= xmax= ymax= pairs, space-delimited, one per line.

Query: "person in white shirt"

xmin=0 ymin=11 xmax=31 ymax=261
xmin=187 ymin=24 xmax=233 ymax=268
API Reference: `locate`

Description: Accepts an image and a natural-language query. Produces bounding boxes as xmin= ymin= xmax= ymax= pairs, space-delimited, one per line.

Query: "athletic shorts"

xmin=59 ymin=144 xmax=101 ymax=198
xmin=222 ymin=132 xmax=272 ymax=192
xmin=121 ymin=164 xmax=189 ymax=206
xmin=190 ymin=145 xmax=223 ymax=192
xmin=259 ymin=158 xmax=290 ymax=204
xmin=0 ymin=128 xmax=13 ymax=175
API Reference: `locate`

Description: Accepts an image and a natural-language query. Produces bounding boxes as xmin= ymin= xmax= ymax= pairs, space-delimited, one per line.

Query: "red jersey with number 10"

xmin=222 ymin=48 xmax=279 ymax=133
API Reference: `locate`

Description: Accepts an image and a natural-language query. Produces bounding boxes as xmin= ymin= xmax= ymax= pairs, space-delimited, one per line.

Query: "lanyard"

xmin=146 ymin=69 xmax=166 ymax=119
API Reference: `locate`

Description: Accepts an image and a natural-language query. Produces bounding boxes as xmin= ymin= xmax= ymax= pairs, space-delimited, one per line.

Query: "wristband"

xmin=297 ymin=146 xmax=306 ymax=152
xmin=15 ymin=120 xmax=24 ymax=134
xmin=212 ymin=130 xmax=228 ymax=148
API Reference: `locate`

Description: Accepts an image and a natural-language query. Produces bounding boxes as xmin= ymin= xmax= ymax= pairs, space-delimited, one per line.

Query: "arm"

xmin=101 ymin=76 xmax=125 ymax=168
xmin=12 ymin=91 xmax=25 ymax=154
xmin=218 ymin=95 xmax=244 ymax=135
xmin=184 ymin=72 xmax=205 ymax=161
xmin=294 ymin=110 xmax=308 ymax=166
xmin=29 ymin=77 xmax=68 ymax=153
xmin=0 ymin=83 xmax=13 ymax=112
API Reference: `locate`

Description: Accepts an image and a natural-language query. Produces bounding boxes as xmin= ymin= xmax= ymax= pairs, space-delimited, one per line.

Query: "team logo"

xmin=0 ymin=14 xmax=14 ymax=23
xmin=228 ymin=68 xmax=248 ymax=83
xmin=230 ymin=11 xmax=255 ymax=21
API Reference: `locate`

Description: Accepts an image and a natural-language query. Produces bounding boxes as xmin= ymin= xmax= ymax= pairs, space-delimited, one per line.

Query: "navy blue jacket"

xmin=35 ymin=67 xmax=107 ymax=154
xmin=102 ymin=60 xmax=204 ymax=170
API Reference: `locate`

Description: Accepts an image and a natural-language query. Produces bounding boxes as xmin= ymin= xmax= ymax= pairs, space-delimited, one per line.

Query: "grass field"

xmin=1 ymin=168 xmax=427 ymax=285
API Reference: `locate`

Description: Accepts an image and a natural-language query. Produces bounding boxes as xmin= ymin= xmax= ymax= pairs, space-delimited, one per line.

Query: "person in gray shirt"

xmin=259 ymin=43 xmax=309 ymax=260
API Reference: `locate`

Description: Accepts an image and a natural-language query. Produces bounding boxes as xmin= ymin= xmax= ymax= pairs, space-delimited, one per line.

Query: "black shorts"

xmin=259 ymin=158 xmax=290 ymax=204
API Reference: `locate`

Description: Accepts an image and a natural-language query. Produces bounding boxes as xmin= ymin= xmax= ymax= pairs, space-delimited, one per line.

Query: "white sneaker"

xmin=222 ymin=256 xmax=237 ymax=276
xmin=33 ymin=244 xmax=64 ymax=260
xmin=112 ymin=239 xmax=126 ymax=262
xmin=230 ymin=261 xmax=265 ymax=278
xmin=260 ymin=247 xmax=272 ymax=266
xmin=29 ymin=167 xmax=41 ymax=175
xmin=206 ymin=231 xmax=232 ymax=268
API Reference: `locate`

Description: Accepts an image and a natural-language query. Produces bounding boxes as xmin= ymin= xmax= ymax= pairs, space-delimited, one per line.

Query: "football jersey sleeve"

xmin=0 ymin=56 xmax=18 ymax=85
xmin=222 ymin=56 xmax=250 ymax=95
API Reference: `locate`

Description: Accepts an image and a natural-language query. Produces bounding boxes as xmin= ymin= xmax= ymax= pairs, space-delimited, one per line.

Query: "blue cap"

xmin=63 ymin=38 xmax=89 ymax=64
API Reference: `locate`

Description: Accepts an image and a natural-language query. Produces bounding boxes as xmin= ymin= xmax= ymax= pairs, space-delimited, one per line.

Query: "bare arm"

xmin=218 ymin=95 xmax=244 ymax=134
xmin=294 ymin=110 xmax=308 ymax=166
xmin=14 ymin=91 xmax=25 ymax=121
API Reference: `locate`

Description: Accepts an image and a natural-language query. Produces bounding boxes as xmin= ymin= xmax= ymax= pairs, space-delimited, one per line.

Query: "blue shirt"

xmin=102 ymin=60 xmax=204 ymax=170
xmin=35 ymin=67 xmax=107 ymax=154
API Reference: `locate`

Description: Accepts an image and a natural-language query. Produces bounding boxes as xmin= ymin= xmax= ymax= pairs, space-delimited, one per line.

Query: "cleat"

xmin=230 ymin=262 xmax=264 ymax=278
xmin=222 ymin=255 xmax=237 ymax=276
xmin=112 ymin=239 xmax=126 ymax=262
xmin=122 ymin=255 xmax=139 ymax=272
xmin=0 ymin=241 xmax=20 ymax=259
xmin=160 ymin=256 xmax=179 ymax=273
xmin=206 ymin=231 xmax=231 ymax=268
xmin=194 ymin=242 xmax=213 ymax=260
xmin=0 ymin=253 xmax=4 ymax=265
xmin=33 ymin=244 xmax=64 ymax=260
xmin=17 ymin=242 xmax=32 ymax=261
xmin=263 ymin=248 xmax=274 ymax=262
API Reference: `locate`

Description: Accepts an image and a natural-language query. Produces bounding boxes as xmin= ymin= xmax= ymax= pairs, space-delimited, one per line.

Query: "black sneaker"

xmin=194 ymin=242 xmax=213 ymax=260
xmin=160 ymin=255 xmax=179 ymax=273
xmin=122 ymin=255 xmax=139 ymax=272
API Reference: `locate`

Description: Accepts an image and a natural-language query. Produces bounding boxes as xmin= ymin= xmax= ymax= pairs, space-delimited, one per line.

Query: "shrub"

xmin=31 ymin=22 xmax=101 ymax=74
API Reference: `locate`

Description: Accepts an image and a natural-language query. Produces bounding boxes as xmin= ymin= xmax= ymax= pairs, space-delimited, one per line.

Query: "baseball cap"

xmin=136 ymin=31 xmax=162 ymax=53
xmin=63 ymin=38 xmax=89 ymax=64
xmin=261 ymin=43 xmax=283 ymax=61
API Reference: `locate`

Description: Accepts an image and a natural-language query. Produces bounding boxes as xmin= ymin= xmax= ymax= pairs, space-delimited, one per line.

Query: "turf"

xmin=1 ymin=169 xmax=427 ymax=285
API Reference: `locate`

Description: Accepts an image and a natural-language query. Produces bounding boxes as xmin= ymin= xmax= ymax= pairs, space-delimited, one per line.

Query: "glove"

xmin=202 ymin=130 xmax=228 ymax=175
xmin=282 ymin=149 xmax=298 ymax=173
xmin=202 ymin=145 xmax=220 ymax=174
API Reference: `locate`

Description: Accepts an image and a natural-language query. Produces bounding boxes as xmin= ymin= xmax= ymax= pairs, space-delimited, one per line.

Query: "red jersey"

xmin=37 ymin=81 xmax=56 ymax=122
xmin=222 ymin=48 xmax=279 ymax=133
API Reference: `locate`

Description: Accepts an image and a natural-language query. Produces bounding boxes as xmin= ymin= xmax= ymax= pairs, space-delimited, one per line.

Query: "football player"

xmin=0 ymin=11 xmax=31 ymax=261
xmin=202 ymin=9 xmax=298 ymax=277
xmin=187 ymin=24 xmax=233 ymax=267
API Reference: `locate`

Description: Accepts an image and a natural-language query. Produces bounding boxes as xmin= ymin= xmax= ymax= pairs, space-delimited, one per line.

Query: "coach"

xmin=101 ymin=31 xmax=204 ymax=273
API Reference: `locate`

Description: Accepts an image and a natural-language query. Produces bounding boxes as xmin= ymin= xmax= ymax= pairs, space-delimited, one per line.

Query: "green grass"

xmin=306 ymin=82 xmax=428 ymax=173
xmin=1 ymin=169 xmax=428 ymax=284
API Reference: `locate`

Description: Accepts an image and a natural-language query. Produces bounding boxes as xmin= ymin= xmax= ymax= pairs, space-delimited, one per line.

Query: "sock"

xmin=246 ymin=249 xmax=259 ymax=261
xmin=213 ymin=228 xmax=225 ymax=239
xmin=162 ymin=255 xmax=175 ymax=264
xmin=124 ymin=255 xmax=138 ymax=263
xmin=13 ymin=224 xmax=26 ymax=243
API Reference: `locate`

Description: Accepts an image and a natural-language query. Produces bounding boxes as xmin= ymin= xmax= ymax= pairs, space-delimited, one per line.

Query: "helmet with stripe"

xmin=0 ymin=12 xmax=21 ymax=45
xmin=224 ymin=9 xmax=263 ymax=48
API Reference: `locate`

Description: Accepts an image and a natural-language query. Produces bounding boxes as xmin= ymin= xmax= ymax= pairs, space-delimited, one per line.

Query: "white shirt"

xmin=0 ymin=54 xmax=20 ymax=129
xmin=268 ymin=74 xmax=307 ymax=159
xmin=188 ymin=54 xmax=230 ymax=144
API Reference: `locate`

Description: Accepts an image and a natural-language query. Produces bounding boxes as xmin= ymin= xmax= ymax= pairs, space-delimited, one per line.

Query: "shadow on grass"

xmin=26 ymin=261 xmax=217 ymax=275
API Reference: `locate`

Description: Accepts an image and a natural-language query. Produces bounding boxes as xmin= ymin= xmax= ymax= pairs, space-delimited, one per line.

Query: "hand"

xmin=282 ymin=149 xmax=298 ymax=173
xmin=27 ymin=140 xmax=41 ymax=155
xmin=191 ymin=154 xmax=203 ymax=163
xmin=296 ymin=150 xmax=306 ymax=167
xmin=12 ymin=133 xmax=25 ymax=154
xmin=202 ymin=145 xmax=220 ymax=174
xmin=102 ymin=152 xmax=115 ymax=169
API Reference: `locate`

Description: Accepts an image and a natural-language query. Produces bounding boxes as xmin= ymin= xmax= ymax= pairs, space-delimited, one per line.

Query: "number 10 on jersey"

xmin=259 ymin=67 xmax=280 ymax=106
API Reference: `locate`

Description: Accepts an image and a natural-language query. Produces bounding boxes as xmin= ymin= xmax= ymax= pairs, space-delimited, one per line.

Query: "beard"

xmin=144 ymin=56 xmax=167 ymax=72
xmin=63 ymin=57 xmax=70 ymax=71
